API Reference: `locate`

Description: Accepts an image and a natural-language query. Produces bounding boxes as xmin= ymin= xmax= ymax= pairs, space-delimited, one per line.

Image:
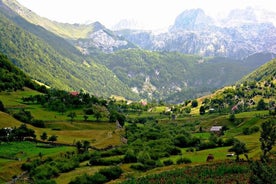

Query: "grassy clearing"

xmin=0 ymin=141 xmax=74 ymax=182
xmin=163 ymin=146 xmax=235 ymax=164
xmin=0 ymin=87 xmax=41 ymax=107
xmin=0 ymin=141 xmax=74 ymax=161
xmin=55 ymin=166 xmax=106 ymax=184
xmin=193 ymin=132 xmax=211 ymax=140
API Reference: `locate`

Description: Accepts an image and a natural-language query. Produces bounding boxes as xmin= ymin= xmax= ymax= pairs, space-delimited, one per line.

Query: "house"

xmin=69 ymin=91 xmax=79 ymax=96
xmin=210 ymin=126 xmax=223 ymax=135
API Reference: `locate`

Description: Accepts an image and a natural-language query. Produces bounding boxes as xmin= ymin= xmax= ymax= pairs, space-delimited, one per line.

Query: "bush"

xmin=90 ymin=157 xmax=123 ymax=166
xmin=98 ymin=166 xmax=123 ymax=181
xmin=223 ymin=137 xmax=237 ymax=146
xmin=130 ymin=163 xmax=148 ymax=171
xmin=31 ymin=119 xmax=45 ymax=128
xmin=124 ymin=149 xmax=137 ymax=163
xmin=163 ymin=159 xmax=174 ymax=166
xmin=35 ymin=180 xmax=57 ymax=184
xmin=69 ymin=173 xmax=107 ymax=184
xmin=176 ymin=157 xmax=192 ymax=164
xmin=243 ymin=126 xmax=260 ymax=135
xmin=13 ymin=109 xmax=33 ymax=124
xmin=191 ymin=100 xmax=198 ymax=108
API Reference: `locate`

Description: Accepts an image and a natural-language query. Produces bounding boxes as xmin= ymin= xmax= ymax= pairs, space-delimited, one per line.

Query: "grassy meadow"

xmin=0 ymin=87 xmax=275 ymax=183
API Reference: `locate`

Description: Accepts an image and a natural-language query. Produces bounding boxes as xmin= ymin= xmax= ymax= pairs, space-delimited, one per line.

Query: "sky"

xmin=17 ymin=0 xmax=276 ymax=30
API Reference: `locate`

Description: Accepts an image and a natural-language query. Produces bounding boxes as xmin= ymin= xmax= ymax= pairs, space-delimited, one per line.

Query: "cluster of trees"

xmin=13 ymin=109 xmax=45 ymax=128
xmin=0 ymin=124 xmax=36 ymax=142
xmin=193 ymin=80 xmax=276 ymax=116
xmin=21 ymin=154 xmax=82 ymax=183
xmin=22 ymin=88 xmax=140 ymax=124
xmin=123 ymin=121 xmax=235 ymax=171
xmin=69 ymin=166 xmax=123 ymax=184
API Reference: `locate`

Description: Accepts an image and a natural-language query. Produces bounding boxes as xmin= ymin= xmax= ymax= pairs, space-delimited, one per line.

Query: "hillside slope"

xmin=94 ymin=50 xmax=275 ymax=102
xmin=0 ymin=1 xmax=138 ymax=99
xmin=239 ymin=58 xmax=276 ymax=83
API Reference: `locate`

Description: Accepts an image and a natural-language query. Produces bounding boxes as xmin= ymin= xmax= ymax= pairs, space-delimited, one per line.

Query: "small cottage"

xmin=210 ymin=126 xmax=223 ymax=135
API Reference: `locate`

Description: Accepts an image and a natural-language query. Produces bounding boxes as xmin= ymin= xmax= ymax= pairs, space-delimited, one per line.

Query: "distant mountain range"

xmin=1 ymin=0 xmax=276 ymax=103
xmin=117 ymin=8 xmax=276 ymax=59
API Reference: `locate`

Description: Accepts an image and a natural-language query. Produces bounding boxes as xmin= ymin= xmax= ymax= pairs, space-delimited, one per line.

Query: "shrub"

xmin=191 ymin=100 xmax=198 ymax=108
xmin=31 ymin=119 xmax=45 ymax=128
xmin=90 ymin=157 xmax=123 ymax=166
xmin=98 ymin=166 xmax=123 ymax=181
xmin=69 ymin=173 xmax=107 ymax=184
xmin=35 ymin=180 xmax=57 ymax=184
xmin=176 ymin=157 xmax=192 ymax=164
xmin=223 ymin=137 xmax=237 ymax=146
xmin=163 ymin=159 xmax=174 ymax=166
xmin=130 ymin=163 xmax=148 ymax=171
xmin=124 ymin=149 xmax=137 ymax=163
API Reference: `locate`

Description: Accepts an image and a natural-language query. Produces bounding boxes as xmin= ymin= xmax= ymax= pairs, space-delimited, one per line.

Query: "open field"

xmin=0 ymin=141 xmax=74 ymax=182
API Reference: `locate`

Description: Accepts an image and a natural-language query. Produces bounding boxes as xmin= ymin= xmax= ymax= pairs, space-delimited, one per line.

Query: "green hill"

xmin=239 ymin=58 xmax=276 ymax=83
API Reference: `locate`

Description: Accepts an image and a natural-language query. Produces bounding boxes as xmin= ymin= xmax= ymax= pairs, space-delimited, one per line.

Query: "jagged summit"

xmin=170 ymin=8 xmax=214 ymax=31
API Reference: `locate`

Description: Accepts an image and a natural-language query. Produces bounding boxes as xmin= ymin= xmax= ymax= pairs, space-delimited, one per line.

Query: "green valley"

xmin=0 ymin=55 xmax=276 ymax=183
xmin=0 ymin=0 xmax=276 ymax=183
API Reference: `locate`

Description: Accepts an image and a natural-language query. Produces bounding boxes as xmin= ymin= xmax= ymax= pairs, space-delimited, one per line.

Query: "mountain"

xmin=116 ymin=8 xmax=276 ymax=59
xmin=1 ymin=0 xmax=276 ymax=103
xmin=2 ymin=0 xmax=136 ymax=54
xmin=74 ymin=21 xmax=137 ymax=54
xmin=0 ymin=0 xmax=138 ymax=99
xmin=170 ymin=9 xmax=214 ymax=31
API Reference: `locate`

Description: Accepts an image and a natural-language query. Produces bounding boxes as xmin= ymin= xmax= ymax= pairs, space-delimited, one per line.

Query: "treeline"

xmin=21 ymin=88 xmax=151 ymax=124
xmin=0 ymin=124 xmax=35 ymax=142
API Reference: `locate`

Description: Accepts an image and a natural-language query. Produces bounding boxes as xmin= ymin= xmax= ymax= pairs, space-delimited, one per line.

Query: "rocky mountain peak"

xmin=170 ymin=8 xmax=214 ymax=31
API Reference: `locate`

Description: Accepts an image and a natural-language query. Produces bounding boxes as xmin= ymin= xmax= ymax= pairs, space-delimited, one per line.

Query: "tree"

xmin=48 ymin=135 xmax=58 ymax=143
xmin=57 ymin=103 xmax=66 ymax=114
xmin=92 ymin=104 xmax=109 ymax=121
xmin=257 ymin=99 xmax=266 ymax=110
xmin=40 ymin=132 xmax=48 ymax=141
xmin=83 ymin=115 xmax=89 ymax=121
xmin=75 ymin=141 xmax=83 ymax=154
xmin=83 ymin=140 xmax=90 ymax=152
xmin=191 ymin=100 xmax=198 ymax=108
xmin=75 ymin=140 xmax=90 ymax=153
xmin=0 ymin=100 xmax=5 ymax=112
xmin=229 ymin=113 xmax=236 ymax=122
xmin=11 ymin=124 xmax=36 ymax=141
xmin=199 ymin=106 xmax=205 ymax=115
xmin=260 ymin=121 xmax=276 ymax=162
xmin=229 ymin=140 xmax=248 ymax=161
xmin=67 ymin=112 xmax=76 ymax=123
xmin=250 ymin=160 xmax=276 ymax=184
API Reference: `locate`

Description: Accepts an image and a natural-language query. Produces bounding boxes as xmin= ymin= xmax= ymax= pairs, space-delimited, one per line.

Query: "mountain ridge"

xmin=1 ymin=0 xmax=276 ymax=103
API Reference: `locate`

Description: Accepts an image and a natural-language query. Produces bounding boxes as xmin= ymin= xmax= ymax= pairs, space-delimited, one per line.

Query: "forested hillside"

xmin=94 ymin=50 xmax=275 ymax=102
xmin=0 ymin=53 xmax=34 ymax=91
xmin=0 ymin=2 xmax=138 ymax=99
